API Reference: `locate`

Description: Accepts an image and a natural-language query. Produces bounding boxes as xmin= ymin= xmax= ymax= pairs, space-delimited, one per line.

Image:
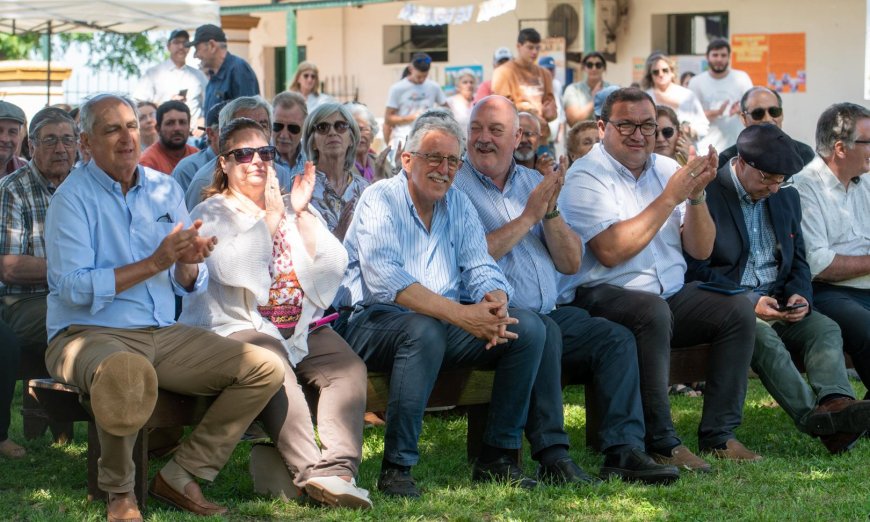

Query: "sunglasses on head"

xmin=745 ymin=106 xmax=783 ymax=121
xmin=651 ymin=67 xmax=671 ymax=76
xmin=584 ymin=61 xmax=604 ymax=69
xmin=273 ymin=122 xmax=302 ymax=134
xmin=223 ymin=146 xmax=277 ymax=163
xmin=657 ymin=126 xmax=675 ymax=139
xmin=314 ymin=121 xmax=350 ymax=135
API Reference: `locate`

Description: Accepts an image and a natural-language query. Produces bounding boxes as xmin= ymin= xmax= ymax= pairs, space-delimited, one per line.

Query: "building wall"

xmin=227 ymin=0 xmax=865 ymax=145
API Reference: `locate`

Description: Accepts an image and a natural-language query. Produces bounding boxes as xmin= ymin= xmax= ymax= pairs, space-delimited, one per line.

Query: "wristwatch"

xmin=544 ymin=206 xmax=561 ymax=220
xmin=688 ymin=190 xmax=706 ymax=206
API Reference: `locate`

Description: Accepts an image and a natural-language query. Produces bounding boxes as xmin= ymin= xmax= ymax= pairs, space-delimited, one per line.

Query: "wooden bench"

xmin=29 ymin=369 xmax=498 ymax=510
xmin=17 ymin=348 xmax=73 ymax=443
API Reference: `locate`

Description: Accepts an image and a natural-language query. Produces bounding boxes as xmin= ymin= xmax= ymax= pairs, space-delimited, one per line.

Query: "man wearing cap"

xmin=717 ymin=87 xmax=816 ymax=169
xmin=473 ymin=47 xmax=512 ymax=103
xmin=189 ymin=24 xmax=260 ymax=118
xmin=44 ymin=93 xmax=283 ymax=521
xmin=0 ymin=101 xmax=27 ymax=178
xmin=792 ymin=103 xmax=870 ymax=401
xmin=140 ymin=100 xmax=198 ymax=175
xmin=558 ymin=87 xmax=759 ymax=471
xmin=171 ymin=102 xmax=225 ymax=192
xmin=685 ymin=124 xmax=870 ymax=454
xmin=383 ymin=53 xmax=447 ymax=150
xmin=0 ymin=107 xmax=77 ymax=459
xmin=133 ymin=29 xmax=208 ymax=136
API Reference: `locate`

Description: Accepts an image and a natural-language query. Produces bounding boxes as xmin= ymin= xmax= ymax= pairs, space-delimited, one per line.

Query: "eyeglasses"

xmin=37 ymin=135 xmax=77 ymax=148
xmin=301 ymin=73 xmax=317 ymax=79
xmin=521 ymin=130 xmax=539 ymax=139
xmin=854 ymin=139 xmax=870 ymax=145
xmin=651 ymin=67 xmax=671 ymax=76
xmin=745 ymin=106 xmax=783 ymax=121
xmin=607 ymin=120 xmax=658 ymax=136
xmin=758 ymin=169 xmax=786 ymax=186
xmin=273 ymin=122 xmax=301 ymax=135
xmin=314 ymin=121 xmax=350 ymax=135
xmin=657 ymin=126 xmax=675 ymax=139
xmin=223 ymin=145 xmax=277 ymax=163
xmin=409 ymin=151 xmax=461 ymax=171
xmin=584 ymin=61 xmax=604 ymax=69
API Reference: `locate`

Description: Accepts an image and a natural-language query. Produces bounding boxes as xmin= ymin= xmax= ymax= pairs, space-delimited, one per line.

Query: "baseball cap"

xmin=185 ymin=24 xmax=227 ymax=48
xmin=538 ymin=56 xmax=556 ymax=70
xmin=168 ymin=29 xmax=190 ymax=43
xmin=0 ymin=101 xmax=25 ymax=125
xmin=593 ymin=85 xmax=620 ymax=119
xmin=493 ymin=47 xmax=512 ymax=64
xmin=736 ymin=124 xmax=804 ymax=178
xmin=411 ymin=53 xmax=432 ymax=72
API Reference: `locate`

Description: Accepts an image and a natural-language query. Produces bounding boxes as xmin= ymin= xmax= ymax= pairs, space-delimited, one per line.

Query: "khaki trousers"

xmin=46 ymin=323 xmax=284 ymax=493
xmin=230 ymin=327 xmax=366 ymax=487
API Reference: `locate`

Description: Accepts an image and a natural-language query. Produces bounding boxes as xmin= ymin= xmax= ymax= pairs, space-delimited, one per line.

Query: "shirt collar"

xmin=86 ymin=161 xmax=144 ymax=194
xmin=599 ymin=143 xmax=654 ymax=181
xmin=24 ymin=161 xmax=58 ymax=194
xmin=461 ymin=156 xmax=517 ymax=193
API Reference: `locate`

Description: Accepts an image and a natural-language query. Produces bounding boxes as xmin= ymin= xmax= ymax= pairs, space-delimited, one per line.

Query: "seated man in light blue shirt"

xmin=455 ymin=96 xmax=678 ymax=485
xmin=184 ymin=95 xmax=298 ymax=210
xmin=44 ymin=94 xmax=283 ymax=521
xmin=171 ymin=101 xmax=224 ymax=192
xmin=334 ymin=112 xmax=547 ymax=498
xmin=558 ymin=87 xmax=758 ymax=472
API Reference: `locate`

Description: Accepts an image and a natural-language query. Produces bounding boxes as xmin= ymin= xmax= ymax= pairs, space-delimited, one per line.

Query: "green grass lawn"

xmin=2 ymin=379 xmax=870 ymax=521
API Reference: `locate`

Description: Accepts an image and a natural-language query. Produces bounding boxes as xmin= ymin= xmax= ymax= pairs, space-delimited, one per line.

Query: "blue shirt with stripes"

xmin=335 ymin=170 xmax=512 ymax=308
xmin=453 ymin=160 xmax=559 ymax=313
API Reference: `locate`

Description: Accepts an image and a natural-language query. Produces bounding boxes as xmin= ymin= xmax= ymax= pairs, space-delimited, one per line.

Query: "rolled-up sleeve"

xmin=45 ymin=192 xmax=116 ymax=314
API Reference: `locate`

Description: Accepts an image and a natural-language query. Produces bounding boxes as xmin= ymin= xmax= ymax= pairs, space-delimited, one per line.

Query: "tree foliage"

xmin=0 ymin=32 xmax=164 ymax=76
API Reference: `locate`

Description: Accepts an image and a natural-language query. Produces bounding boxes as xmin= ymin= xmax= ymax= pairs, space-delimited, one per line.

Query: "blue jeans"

xmin=813 ymin=283 xmax=870 ymax=390
xmin=335 ymin=303 xmax=546 ymax=467
xmin=545 ymin=306 xmax=645 ymax=452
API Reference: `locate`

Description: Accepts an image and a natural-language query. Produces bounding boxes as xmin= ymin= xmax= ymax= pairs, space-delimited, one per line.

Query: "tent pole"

xmin=46 ymin=20 xmax=52 ymax=106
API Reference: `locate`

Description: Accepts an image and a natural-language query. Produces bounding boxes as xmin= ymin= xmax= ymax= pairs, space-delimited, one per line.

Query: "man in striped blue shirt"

xmin=455 ymin=95 xmax=678 ymax=485
xmin=335 ymin=113 xmax=549 ymax=498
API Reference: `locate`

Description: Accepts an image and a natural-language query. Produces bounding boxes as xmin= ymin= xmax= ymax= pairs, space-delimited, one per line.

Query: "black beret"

xmin=736 ymin=123 xmax=804 ymax=178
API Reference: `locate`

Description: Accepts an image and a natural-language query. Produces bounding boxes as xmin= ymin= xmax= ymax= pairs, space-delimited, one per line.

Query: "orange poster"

xmin=732 ymin=33 xmax=806 ymax=93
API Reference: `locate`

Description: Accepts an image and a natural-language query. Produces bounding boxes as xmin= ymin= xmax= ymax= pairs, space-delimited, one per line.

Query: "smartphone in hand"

xmin=777 ymin=302 xmax=807 ymax=312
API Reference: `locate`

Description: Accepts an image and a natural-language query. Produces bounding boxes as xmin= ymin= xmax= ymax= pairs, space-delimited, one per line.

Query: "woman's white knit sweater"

xmin=179 ymin=194 xmax=349 ymax=366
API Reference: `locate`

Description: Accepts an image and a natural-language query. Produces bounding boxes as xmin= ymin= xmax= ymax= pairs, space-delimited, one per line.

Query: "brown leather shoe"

xmin=650 ymin=444 xmax=711 ymax=472
xmin=149 ymin=472 xmax=228 ymax=516
xmin=701 ymin=439 xmax=762 ymax=462
xmin=806 ymin=397 xmax=870 ymax=435
xmin=819 ymin=431 xmax=863 ymax=455
xmin=107 ymin=491 xmax=142 ymax=522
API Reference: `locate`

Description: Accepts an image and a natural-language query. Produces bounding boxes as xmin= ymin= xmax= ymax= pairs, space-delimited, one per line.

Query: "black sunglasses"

xmin=657 ymin=126 xmax=675 ymax=139
xmin=745 ymin=106 xmax=783 ymax=121
xmin=314 ymin=121 xmax=350 ymax=135
xmin=223 ymin=146 xmax=277 ymax=163
xmin=584 ymin=61 xmax=604 ymax=69
xmin=273 ymin=122 xmax=302 ymax=134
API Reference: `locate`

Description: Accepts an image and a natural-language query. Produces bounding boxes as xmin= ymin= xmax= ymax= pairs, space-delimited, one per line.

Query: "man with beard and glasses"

xmin=140 ymin=100 xmax=198 ymax=175
xmin=515 ymin=112 xmax=568 ymax=177
xmin=688 ymin=38 xmax=753 ymax=152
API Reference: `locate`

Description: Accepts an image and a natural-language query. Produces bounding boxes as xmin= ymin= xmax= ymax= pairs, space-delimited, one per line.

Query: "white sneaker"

xmin=304 ymin=475 xmax=373 ymax=509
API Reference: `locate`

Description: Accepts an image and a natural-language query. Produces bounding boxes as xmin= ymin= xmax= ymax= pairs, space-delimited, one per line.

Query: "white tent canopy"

xmin=0 ymin=0 xmax=219 ymax=34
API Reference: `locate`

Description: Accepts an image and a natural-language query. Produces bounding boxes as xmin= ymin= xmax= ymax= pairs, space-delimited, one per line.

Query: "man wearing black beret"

xmin=686 ymin=123 xmax=870 ymax=454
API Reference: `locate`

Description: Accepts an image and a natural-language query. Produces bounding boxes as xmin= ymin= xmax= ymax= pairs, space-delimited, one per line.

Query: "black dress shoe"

xmin=472 ymin=455 xmax=537 ymax=489
xmin=537 ymin=457 xmax=602 ymax=485
xmin=599 ymin=448 xmax=680 ymax=485
xmin=377 ymin=468 xmax=421 ymax=498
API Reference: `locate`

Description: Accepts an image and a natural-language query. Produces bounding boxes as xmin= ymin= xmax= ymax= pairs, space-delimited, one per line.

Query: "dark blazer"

xmin=684 ymin=165 xmax=813 ymax=305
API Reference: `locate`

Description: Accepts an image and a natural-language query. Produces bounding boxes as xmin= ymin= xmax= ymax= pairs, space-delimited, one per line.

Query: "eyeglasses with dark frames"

xmin=607 ymin=120 xmax=658 ymax=136
xmin=745 ymin=106 xmax=783 ymax=121
xmin=314 ymin=121 xmax=350 ymax=135
xmin=651 ymin=67 xmax=671 ymax=76
xmin=656 ymin=127 xmax=675 ymax=140
xmin=273 ymin=122 xmax=302 ymax=135
xmin=409 ymin=151 xmax=462 ymax=171
xmin=584 ymin=61 xmax=604 ymax=69
xmin=223 ymin=146 xmax=278 ymax=163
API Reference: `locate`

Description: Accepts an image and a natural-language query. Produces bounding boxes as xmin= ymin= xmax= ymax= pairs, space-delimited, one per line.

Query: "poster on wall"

xmin=731 ymin=33 xmax=806 ymax=93
xmin=443 ymin=65 xmax=484 ymax=96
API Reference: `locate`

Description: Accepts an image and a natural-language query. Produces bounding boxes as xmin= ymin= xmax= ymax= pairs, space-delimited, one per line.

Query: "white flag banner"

xmin=476 ymin=0 xmax=516 ymax=23
xmin=398 ymin=3 xmax=475 ymax=25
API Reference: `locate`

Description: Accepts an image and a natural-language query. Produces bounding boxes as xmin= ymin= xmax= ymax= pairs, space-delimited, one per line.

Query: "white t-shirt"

xmin=385 ymin=78 xmax=446 ymax=147
xmin=688 ymin=69 xmax=753 ymax=151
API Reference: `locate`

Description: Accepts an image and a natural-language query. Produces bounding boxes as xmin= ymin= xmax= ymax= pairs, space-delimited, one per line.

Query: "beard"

xmin=709 ymin=62 xmax=728 ymax=74
xmin=514 ymin=147 xmax=535 ymax=162
xmin=161 ymin=133 xmax=188 ymax=151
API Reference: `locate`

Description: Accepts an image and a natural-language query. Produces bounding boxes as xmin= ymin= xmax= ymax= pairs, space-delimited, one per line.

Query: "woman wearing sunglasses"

xmin=655 ymin=105 xmax=692 ymax=165
xmin=643 ymin=52 xmax=708 ymax=146
xmin=303 ymin=102 xmax=370 ymax=240
xmin=563 ymin=51 xmax=614 ymax=125
xmin=180 ymin=117 xmax=371 ymax=509
xmin=289 ymin=62 xmax=335 ymax=112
